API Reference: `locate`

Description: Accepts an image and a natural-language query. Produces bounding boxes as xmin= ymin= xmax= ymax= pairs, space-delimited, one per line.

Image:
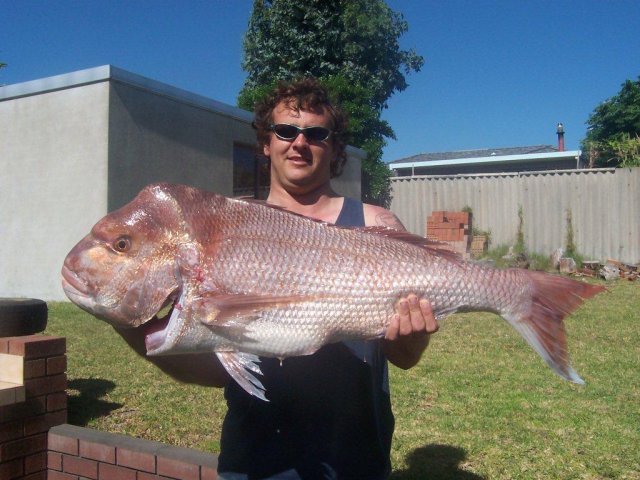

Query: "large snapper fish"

xmin=61 ymin=183 xmax=604 ymax=400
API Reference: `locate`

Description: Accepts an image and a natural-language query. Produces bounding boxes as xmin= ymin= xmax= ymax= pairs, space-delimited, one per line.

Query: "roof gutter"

xmin=389 ymin=150 xmax=582 ymax=170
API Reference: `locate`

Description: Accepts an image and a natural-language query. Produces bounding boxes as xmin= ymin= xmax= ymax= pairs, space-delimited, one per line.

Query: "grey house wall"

xmin=1 ymin=66 xmax=363 ymax=300
xmin=390 ymin=168 xmax=640 ymax=264
xmin=1 ymin=81 xmax=111 ymax=302
xmin=106 ymin=80 xmax=253 ymax=209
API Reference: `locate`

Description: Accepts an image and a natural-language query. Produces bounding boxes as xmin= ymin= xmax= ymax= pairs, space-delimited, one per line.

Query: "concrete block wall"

xmin=48 ymin=424 xmax=218 ymax=480
xmin=0 ymin=335 xmax=67 ymax=480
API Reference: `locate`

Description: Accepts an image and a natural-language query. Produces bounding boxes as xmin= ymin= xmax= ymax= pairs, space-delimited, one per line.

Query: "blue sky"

xmin=3 ymin=0 xmax=639 ymax=161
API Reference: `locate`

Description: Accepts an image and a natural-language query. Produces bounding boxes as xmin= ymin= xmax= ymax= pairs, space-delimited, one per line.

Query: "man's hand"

xmin=384 ymin=295 xmax=438 ymax=369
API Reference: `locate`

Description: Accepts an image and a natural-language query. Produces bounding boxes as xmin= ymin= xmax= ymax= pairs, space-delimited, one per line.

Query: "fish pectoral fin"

xmin=194 ymin=292 xmax=319 ymax=326
xmin=216 ymin=351 xmax=268 ymax=401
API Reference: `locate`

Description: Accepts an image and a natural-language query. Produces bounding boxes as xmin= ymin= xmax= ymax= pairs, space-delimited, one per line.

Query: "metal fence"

xmin=390 ymin=167 xmax=640 ymax=264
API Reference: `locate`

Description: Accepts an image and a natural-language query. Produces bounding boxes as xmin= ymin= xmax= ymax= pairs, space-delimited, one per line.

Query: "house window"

xmin=232 ymin=144 xmax=270 ymax=199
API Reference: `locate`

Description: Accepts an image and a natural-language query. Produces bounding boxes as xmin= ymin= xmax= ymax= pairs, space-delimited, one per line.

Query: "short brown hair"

xmin=253 ymin=78 xmax=349 ymax=178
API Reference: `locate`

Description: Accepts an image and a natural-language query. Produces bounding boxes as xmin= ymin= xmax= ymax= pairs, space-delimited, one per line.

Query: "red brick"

xmin=202 ymin=465 xmax=218 ymax=480
xmin=0 ymin=420 xmax=23 ymax=443
xmin=63 ymin=454 xmax=98 ymax=479
xmin=80 ymin=439 xmax=116 ymax=464
xmin=24 ymin=451 xmax=47 ymax=473
xmin=47 ymin=355 xmax=67 ymax=375
xmin=22 ymin=471 xmax=47 ymax=480
xmin=24 ymin=414 xmax=48 ymax=436
xmin=98 ymin=462 xmax=136 ymax=480
xmin=27 ymin=419 xmax=48 ymax=440
xmin=0 ymin=338 xmax=9 ymax=353
xmin=7 ymin=338 xmax=28 ymax=356
xmin=23 ymin=359 xmax=46 ymax=379
xmin=0 ymin=433 xmax=46 ymax=461
xmin=431 ymin=211 xmax=445 ymax=221
xmin=26 ymin=395 xmax=48 ymax=415
xmin=24 ymin=373 xmax=66 ymax=397
xmin=0 ymin=457 xmax=23 ymax=479
xmin=116 ymin=447 xmax=155 ymax=473
xmin=0 ymin=403 xmax=22 ymax=422
xmin=0 ymin=395 xmax=48 ymax=421
xmin=47 ymin=392 xmax=68 ymax=412
xmin=157 ymin=456 xmax=200 ymax=480
xmin=48 ymin=431 xmax=78 ymax=455
xmin=48 ymin=451 xmax=63 ymax=470
xmin=9 ymin=336 xmax=66 ymax=359
xmin=47 ymin=470 xmax=78 ymax=480
xmin=0 ymin=398 xmax=45 ymax=422
xmin=137 ymin=473 xmax=174 ymax=480
xmin=24 ymin=410 xmax=67 ymax=435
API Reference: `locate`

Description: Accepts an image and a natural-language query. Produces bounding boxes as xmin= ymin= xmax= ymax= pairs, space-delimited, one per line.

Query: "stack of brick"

xmin=426 ymin=211 xmax=472 ymax=259
xmin=470 ymin=235 xmax=488 ymax=258
xmin=0 ymin=335 xmax=67 ymax=480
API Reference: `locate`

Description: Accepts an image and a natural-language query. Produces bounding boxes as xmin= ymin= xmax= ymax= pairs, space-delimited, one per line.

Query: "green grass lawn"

xmin=45 ymin=279 xmax=639 ymax=479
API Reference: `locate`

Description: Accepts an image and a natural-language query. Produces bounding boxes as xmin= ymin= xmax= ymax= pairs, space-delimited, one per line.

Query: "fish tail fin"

xmin=503 ymin=271 xmax=605 ymax=384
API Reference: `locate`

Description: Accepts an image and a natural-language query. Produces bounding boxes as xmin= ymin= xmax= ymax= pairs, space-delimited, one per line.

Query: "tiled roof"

xmin=389 ymin=145 xmax=559 ymax=164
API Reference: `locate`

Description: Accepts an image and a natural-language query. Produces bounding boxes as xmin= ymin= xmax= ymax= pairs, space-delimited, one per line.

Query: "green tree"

xmin=238 ymin=0 xmax=424 ymax=206
xmin=582 ymin=77 xmax=640 ymax=167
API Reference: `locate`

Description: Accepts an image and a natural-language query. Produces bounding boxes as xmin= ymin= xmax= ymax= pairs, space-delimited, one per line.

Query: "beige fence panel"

xmin=390 ymin=168 xmax=640 ymax=264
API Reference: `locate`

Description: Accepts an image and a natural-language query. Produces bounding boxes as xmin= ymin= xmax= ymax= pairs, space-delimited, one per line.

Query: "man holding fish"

xmin=115 ymin=78 xmax=439 ymax=479
xmin=63 ymin=74 xmax=604 ymax=478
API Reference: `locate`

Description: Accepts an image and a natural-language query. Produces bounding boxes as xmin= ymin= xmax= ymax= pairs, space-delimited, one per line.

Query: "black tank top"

xmin=217 ymin=197 xmax=394 ymax=480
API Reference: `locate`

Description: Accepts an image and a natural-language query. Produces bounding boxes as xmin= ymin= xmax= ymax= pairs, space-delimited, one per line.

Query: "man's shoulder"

xmin=362 ymin=203 xmax=406 ymax=230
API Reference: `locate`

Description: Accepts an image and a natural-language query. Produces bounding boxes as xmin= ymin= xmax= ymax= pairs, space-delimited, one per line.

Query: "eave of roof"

xmin=0 ymin=64 xmax=254 ymax=123
xmin=389 ymin=150 xmax=582 ymax=170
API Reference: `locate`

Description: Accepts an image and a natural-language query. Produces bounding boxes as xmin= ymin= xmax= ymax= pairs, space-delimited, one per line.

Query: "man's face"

xmin=264 ymin=101 xmax=336 ymax=195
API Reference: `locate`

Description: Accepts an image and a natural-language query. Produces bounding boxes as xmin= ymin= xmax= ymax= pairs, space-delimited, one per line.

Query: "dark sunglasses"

xmin=269 ymin=123 xmax=332 ymax=142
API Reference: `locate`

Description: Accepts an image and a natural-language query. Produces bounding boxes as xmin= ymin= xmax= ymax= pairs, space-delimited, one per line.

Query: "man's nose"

xmin=292 ymin=132 xmax=309 ymax=147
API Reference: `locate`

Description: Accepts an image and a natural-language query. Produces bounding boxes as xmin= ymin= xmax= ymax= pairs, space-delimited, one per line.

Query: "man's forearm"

xmin=114 ymin=327 xmax=230 ymax=387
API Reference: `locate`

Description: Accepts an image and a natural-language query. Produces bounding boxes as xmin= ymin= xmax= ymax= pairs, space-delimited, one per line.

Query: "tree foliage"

xmin=582 ymin=77 xmax=640 ymax=167
xmin=238 ymin=0 xmax=424 ymax=205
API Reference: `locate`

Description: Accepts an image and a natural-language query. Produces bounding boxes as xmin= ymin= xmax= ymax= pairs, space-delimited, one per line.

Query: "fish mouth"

xmin=143 ymin=291 xmax=180 ymax=355
xmin=61 ymin=264 xmax=88 ymax=296
xmin=61 ymin=264 xmax=93 ymax=308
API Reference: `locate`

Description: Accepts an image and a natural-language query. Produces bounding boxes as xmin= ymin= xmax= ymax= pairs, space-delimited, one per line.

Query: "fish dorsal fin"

xmin=358 ymin=226 xmax=463 ymax=260
xmin=236 ymin=198 xmax=334 ymax=226
xmin=235 ymin=197 xmax=462 ymax=259
xmin=194 ymin=292 xmax=321 ymax=326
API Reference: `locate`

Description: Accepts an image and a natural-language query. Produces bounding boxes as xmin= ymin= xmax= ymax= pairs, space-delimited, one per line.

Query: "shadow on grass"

xmin=391 ymin=444 xmax=485 ymax=480
xmin=67 ymin=378 xmax=123 ymax=426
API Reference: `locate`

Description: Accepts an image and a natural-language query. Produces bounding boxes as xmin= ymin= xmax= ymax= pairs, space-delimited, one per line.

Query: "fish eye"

xmin=113 ymin=236 xmax=131 ymax=253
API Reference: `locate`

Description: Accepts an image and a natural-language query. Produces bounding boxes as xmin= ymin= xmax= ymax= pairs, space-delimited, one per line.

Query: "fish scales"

xmin=61 ymin=183 xmax=605 ymax=400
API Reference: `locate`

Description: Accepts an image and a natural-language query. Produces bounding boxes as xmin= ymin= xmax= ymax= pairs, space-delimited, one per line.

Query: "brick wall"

xmin=1 ymin=334 xmax=219 ymax=480
xmin=0 ymin=335 xmax=67 ymax=480
xmin=48 ymin=424 xmax=218 ymax=480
